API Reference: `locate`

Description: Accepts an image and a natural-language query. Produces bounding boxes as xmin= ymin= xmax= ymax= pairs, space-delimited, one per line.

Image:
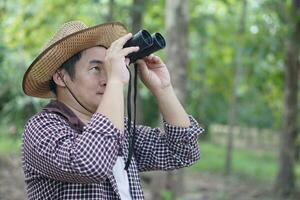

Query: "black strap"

xmin=124 ymin=64 xmax=138 ymax=170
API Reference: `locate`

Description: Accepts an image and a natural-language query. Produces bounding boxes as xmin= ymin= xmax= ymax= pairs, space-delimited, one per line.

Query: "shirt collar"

xmin=43 ymin=99 xmax=85 ymax=133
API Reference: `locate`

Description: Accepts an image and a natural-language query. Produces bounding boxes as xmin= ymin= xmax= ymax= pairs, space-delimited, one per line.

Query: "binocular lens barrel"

xmin=124 ymin=30 xmax=166 ymax=64
xmin=153 ymin=32 xmax=166 ymax=49
xmin=123 ymin=30 xmax=153 ymax=50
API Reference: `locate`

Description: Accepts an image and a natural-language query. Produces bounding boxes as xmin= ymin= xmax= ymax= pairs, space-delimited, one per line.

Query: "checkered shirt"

xmin=21 ymin=100 xmax=204 ymax=199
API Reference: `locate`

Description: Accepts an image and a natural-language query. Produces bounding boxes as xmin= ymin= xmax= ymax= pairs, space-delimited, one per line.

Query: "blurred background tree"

xmin=274 ymin=0 xmax=300 ymax=197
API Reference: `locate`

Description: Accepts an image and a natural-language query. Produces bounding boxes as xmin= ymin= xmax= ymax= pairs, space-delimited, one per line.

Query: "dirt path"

xmin=181 ymin=171 xmax=300 ymax=200
xmin=0 ymin=155 xmax=25 ymax=200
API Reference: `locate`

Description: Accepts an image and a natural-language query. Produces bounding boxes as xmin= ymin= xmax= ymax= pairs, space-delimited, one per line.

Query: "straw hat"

xmin=22 ymin=21 xmax=128 ymax=98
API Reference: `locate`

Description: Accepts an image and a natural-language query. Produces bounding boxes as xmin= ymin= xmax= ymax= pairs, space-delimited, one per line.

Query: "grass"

xmin=0 ymin=129 xmax=22 ymax=155
xmin=190 ymin=141 xmax=300 ymax=183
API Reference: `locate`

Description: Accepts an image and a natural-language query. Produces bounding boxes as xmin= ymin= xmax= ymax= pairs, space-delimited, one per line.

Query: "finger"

xmin=125 ymin=58 xmax=130 ymax=65
xmin=147 ymin=55 xmax=161 ymax=64
xmin=145 ymin=54 xmax=154 ymax=61
xmin=145 ymin=55 xmax=165 ymax=69
xmin=120 ymin=46 xmax=139 ymax=56
xmin=136 ymin=59 xmax=147 ymax=66
xmin=146 ymin=54 xmax=159 ymax=63
xmin=148 ymin=54 xmax=154 ymax=58
xmin=112 ymin=33 xmax=133 ymax=48
xmin=153 ymin=55 xmax=162 ymax=63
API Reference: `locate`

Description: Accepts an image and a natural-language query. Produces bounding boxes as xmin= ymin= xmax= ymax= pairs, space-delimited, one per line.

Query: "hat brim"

xmin=22 ymin=22 xmax=128 ymax=98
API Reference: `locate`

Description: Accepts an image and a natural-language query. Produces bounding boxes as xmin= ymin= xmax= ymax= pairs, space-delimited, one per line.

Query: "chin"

xmin=91 ymin=99 xmax=102 ymax=111
xmin=89 ymin=104 xmax=98 ymax=113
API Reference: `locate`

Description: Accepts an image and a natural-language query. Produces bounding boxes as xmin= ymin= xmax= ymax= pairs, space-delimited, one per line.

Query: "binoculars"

xmin=124 ymin=30 xmax=166 ymax=64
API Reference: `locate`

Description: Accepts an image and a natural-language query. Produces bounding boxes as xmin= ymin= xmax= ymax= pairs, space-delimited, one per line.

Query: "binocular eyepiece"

xmin=124 ymin=29 xmax=166 ymax=64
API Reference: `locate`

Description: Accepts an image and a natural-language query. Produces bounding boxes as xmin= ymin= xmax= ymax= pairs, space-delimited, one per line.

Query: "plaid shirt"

xmin=21 ymin=100 xmax=204 ymax=199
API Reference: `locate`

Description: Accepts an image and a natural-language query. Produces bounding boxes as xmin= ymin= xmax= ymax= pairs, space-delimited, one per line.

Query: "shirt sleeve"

xmin=22 ymin=112 xmax=124 ymax=184
xmin=128 ymin=115 xmax=204 ymax=172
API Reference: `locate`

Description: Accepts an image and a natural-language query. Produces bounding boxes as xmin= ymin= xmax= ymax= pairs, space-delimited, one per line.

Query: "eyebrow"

xmin=89 ymin=60 xmax=104 ymax=65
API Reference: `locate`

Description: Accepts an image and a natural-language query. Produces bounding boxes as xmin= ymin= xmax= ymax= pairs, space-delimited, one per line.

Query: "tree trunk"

xmin=131 ymin=0 xmax=146 ymax=124
xmin=164 ymin=0 xmax=188 ymax=199
xmin=274 ymin=0 xmax=300 ymax=196
xmin=224 ymin=0 xmax=247 ymax=176
xmin=106 ymin=0 xmax=114 ymax=22
xmin=131 ymin=0 xmax=145 ymax=33
xmin=166 ymin=0 xmax=188 ymax=100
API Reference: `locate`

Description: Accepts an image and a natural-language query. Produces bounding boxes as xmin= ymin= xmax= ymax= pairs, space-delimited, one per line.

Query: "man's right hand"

xmin=104 ymin=33 xmax=139 ymax=85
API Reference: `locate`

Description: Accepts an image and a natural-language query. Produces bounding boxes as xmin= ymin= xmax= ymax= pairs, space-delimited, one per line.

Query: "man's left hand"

xmin=136 ymin=54 xmax=171 ymax=96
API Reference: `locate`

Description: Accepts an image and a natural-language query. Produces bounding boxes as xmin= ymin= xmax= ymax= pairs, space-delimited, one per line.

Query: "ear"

xmin=52 ymin=71 xmax=66 ymax=87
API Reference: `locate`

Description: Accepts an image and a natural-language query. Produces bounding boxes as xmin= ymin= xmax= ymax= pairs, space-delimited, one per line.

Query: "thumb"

xmin=125 ymin=58 xmax=130 ymax=65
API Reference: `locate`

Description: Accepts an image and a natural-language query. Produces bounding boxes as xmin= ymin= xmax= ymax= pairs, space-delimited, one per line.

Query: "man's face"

xmin=66 ymin=46 xmax=107 ymax=113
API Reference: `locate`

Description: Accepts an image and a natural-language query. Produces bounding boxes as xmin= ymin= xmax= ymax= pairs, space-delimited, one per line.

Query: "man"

xmin=21 ymin=21 xmax=204 ymax=200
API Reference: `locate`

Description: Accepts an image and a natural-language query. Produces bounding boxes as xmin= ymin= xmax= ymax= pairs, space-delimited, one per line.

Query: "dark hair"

xmin=49 ymin=51 xmax=82 ymax=95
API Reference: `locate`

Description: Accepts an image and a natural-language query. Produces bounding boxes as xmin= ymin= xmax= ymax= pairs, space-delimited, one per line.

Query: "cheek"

xmin=82 ymin=76 xmax=100 ymax=91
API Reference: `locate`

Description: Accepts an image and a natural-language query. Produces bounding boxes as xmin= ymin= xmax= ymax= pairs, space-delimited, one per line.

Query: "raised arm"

xmin=136 ymin=54 xmax=190 ymax=127
xmin=131 ymin=55 xmax=204 ymax=171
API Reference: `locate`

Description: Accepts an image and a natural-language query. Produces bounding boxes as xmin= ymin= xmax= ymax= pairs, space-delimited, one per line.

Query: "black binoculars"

xmin=124 ymin=30 xmax=166 ymax=64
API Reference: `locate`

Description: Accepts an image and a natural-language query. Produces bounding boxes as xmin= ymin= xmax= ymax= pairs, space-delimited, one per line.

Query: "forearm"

xmin=96 ymin=80 xmax=124 ymax=132
xmin=134 ymin=116 xmax=203 ymax=172
xmin=154 ymin=85 xmax=190 ymax=127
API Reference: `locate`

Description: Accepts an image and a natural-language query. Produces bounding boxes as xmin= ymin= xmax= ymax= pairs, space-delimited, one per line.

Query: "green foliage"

xmin=160 ymin=190 xmax=173 ymax=200
xmin=0 ymin=126 xmax=22 ymax=155
xmin=187 ymin=0 xmax=286 ymax=129
xmin=191 ymin=142 xmax=300 ymax=183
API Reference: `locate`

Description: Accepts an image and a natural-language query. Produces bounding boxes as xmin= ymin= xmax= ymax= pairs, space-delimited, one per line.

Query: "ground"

xmin=0 ymin=155 xmax=299 ymax=200
xmin=0 ymin=155 xmax=25 ymax=200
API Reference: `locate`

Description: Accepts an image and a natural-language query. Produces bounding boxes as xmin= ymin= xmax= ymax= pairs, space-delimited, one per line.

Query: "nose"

xmin=99 ymin=71 xmax=107 ymax=86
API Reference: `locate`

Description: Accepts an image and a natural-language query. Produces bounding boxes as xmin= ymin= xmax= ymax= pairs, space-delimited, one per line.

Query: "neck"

xmin=66 ymin=105 xmax=92 ymax=124
xmin=56 ymin=94 xmax=93 ymax=125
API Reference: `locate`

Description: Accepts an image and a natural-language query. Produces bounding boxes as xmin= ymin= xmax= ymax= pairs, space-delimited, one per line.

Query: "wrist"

xmin=153 ymin=85 xmax=175 ymax=99
xmin=107 ymin=78 xmax=125 ymax=87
